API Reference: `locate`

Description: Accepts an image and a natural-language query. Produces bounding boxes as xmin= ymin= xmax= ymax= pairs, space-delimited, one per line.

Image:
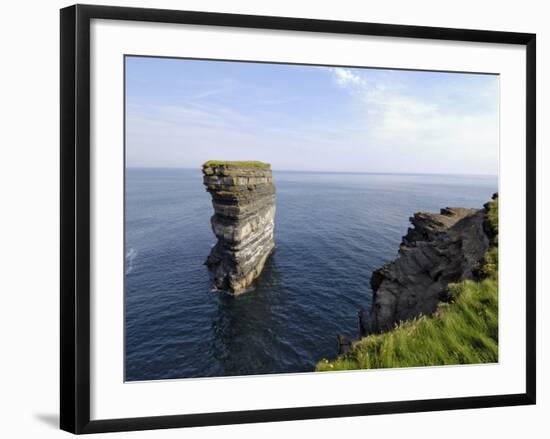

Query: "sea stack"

xmin=360 ymin=198 xmax=496 ymax=334
xmin=202 ymin=161 xmax=276 ymax=294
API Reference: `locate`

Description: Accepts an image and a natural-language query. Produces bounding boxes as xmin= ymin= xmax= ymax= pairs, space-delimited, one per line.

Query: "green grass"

xmin=316 ymin=197 xmax=499 ymax=372
xmin=203 ymin=160 xmax=271 ymax=170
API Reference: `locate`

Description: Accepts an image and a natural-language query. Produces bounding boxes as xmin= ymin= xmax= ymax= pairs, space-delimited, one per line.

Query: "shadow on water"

xmin=210 ymin=254 xmax=294 ymax=376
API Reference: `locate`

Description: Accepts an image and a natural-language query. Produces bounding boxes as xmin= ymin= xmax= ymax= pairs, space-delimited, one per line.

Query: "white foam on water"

xmin=125 ymin=247 xmax=138 ymax=274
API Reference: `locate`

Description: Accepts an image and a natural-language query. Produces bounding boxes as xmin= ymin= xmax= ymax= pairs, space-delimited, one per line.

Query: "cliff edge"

xmin=360 ymin=196 xmax=496 ymax=334
xmin=202 ymin=161 xmax=276 ymax=294
xmin=318 ymin=195 xmax=499 ymax=371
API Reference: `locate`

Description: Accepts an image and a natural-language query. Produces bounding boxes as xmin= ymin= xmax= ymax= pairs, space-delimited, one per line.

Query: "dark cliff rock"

xmin=337 ymin=335 xmax=352 ymax=355
xmin=360 ymin=201 xmax=493 ymax=334
xmin=202 ymin=161 xmax=276 ymax=294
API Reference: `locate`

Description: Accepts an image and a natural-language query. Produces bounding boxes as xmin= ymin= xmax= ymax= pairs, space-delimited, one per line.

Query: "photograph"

xmin=124 ymin=55 xmax=499 ymax=382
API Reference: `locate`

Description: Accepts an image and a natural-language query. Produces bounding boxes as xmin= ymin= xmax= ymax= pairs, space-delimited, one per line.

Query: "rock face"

xmin=202 ymin=161 xmax=276 ymax=294
xmin=360 ymin=203 xmax=492 ymax=334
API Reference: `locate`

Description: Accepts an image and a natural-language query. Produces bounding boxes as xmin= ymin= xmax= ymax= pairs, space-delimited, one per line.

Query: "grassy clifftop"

xmin=316 ymin=197 xmax=499 ymax=371
xmin=202 ymin=160 xmax=271 ymax=170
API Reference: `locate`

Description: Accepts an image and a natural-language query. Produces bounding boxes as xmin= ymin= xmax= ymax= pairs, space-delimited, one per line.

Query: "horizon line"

xmin=125 ymin=166 xmax=498 ymax=178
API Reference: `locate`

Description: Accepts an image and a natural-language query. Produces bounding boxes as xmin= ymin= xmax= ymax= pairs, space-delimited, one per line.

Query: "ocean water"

xmin=125 ymin=168 xmax=497 ymax=381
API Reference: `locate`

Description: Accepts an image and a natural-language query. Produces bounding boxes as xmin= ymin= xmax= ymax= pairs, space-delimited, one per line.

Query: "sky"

xmin=125 ymin=56 xmax=499 ymax=175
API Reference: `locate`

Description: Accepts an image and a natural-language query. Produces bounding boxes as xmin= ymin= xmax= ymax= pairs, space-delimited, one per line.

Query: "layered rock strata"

xmin=360 ymin=201 xmax=493 ymax=334
xmin=202 ymin=161 xmax=276 ymax=294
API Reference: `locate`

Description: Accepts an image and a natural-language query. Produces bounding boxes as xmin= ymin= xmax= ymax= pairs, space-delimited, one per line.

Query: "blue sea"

xmin=125 ymin=168 xmax=497 ymax=381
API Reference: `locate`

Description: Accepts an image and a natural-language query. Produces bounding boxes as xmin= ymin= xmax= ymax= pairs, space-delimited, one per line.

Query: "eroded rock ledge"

xmin=360 ymin=198 xmax=495 ymax=334
xmin=202 ymin=161 xmax=275 ymax=294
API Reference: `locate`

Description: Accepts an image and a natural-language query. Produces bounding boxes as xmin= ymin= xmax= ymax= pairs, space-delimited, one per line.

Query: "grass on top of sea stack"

xmin=316 ymin=196 xmax=499 ymax=371
xmin=203 ymin=160 xmax=271 ymax=170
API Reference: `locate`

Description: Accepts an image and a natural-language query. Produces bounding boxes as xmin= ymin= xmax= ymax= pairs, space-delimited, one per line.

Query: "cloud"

xmin=125 ymin=99 xmax=346 ymax=170
xmin=331 ymin=68 xmax=365 ymax=87
xmin=328 ymin=68 xmax=499 ymax=174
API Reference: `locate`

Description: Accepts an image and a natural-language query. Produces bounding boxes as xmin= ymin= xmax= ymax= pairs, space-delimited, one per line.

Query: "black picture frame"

xmin=60 ymin=4 xmax=536 ymax=434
